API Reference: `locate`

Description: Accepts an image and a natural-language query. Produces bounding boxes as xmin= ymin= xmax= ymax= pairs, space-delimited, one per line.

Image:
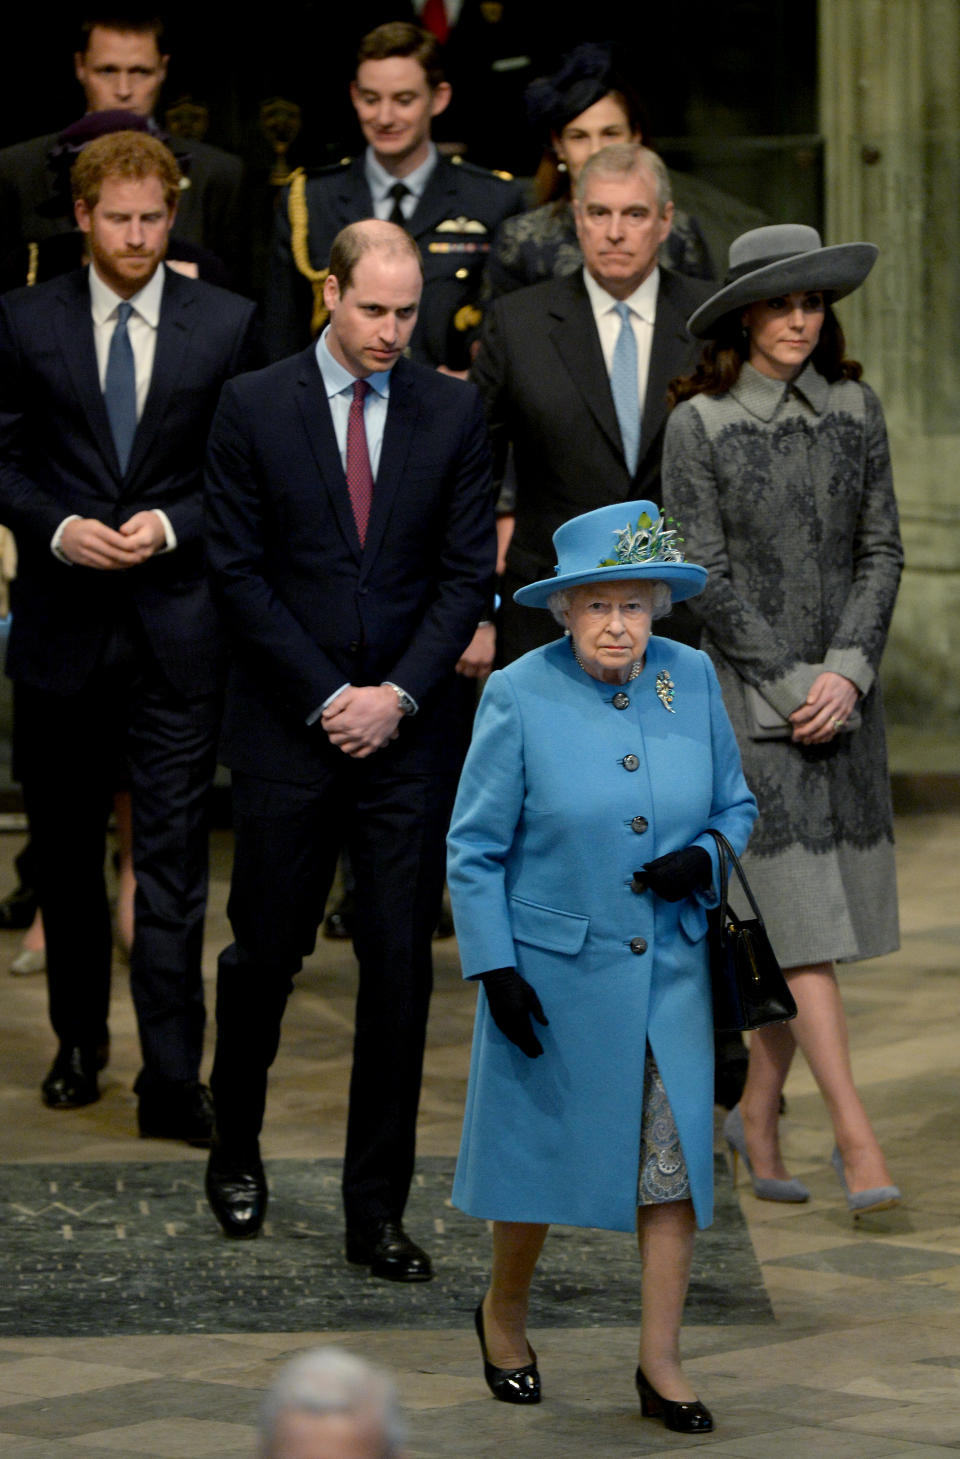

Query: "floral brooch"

xmin=656 ymin=670 xmax=676 ymax=714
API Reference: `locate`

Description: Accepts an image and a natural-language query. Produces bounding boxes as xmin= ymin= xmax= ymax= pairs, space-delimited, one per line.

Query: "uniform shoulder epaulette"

xmin=292 ymin=157 xmax=356 ymax=184
xmin=448 ymin=155 xmax=515 ymax=183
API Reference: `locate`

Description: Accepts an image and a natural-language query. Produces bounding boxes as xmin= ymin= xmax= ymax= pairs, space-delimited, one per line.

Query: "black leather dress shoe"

xmin=206 ymin=1143 xmax=267 ymax=1239
xmin=345 ymin=1220 xmax=433 ymax=1281
xmin=41 ymin=1046 xmax=100 ymax=1108
xmin=0 ymin=880 xmax=38 ymax=931
xmin=138 ymin=1080 xmax=214 ymax=1147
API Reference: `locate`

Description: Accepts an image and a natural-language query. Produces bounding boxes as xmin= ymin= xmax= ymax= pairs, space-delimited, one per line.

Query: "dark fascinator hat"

xmin=525 ymin=41 xmax=624 ymax=137
xmin=687 ymin=224 xmax=879 ymax=339
xmin=514 ymin=500 xmax=707 ymax=610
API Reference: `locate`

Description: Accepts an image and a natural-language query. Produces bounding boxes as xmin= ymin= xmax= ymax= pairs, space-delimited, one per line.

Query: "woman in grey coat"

xmin=662 ymin=225 xmax=903 ymax=1216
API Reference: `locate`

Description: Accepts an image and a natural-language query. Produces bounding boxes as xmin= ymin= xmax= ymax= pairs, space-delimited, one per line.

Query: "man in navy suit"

xmin=0 ymin=130 xmax=257 ymax=1133
xmin=204 ymin=218 xmax=495 ymax=1277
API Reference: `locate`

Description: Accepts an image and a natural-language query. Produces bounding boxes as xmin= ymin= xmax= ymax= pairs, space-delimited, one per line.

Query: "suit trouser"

xmin=14 ymin=618 xmax=220 ymax=1088
xmin=211 ymin=755 xmax=457 ymax=1232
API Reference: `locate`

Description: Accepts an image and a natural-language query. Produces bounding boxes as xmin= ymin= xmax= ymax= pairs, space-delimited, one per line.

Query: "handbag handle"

xmin=705 ymin=828 xmax=767 ymax=927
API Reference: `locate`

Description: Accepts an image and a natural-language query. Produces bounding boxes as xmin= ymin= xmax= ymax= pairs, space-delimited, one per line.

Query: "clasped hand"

xmin=789 ymin=670 xmax=859 ymax=744
xmin=59 ymin=511 xmax=166 ymax=570
xmin=321 ymin=684 xmax=402 ymax=758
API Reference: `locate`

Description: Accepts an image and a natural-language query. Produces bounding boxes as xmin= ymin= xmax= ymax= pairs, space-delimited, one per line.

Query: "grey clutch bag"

xmin=743 ymin=665 xmax=861 ymax=740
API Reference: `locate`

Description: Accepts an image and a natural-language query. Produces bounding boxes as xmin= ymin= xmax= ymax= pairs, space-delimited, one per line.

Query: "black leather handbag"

xmin=705 ymin=829 xmax=797 ymax=1032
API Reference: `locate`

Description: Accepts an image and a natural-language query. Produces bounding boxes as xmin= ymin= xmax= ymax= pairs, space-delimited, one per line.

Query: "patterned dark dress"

xmin=486 ymin=197 xmax=713 ymax=299
xmin=662 ymin=362 xmax=903 ymax=968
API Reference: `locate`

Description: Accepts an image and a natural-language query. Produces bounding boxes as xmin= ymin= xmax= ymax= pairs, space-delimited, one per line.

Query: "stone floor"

xmin=1 ymin=810 xmax=959 ymax=1459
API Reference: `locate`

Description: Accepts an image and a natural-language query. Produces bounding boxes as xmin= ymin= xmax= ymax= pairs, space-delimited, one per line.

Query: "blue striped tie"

xmin=104 ymin=301 xmax=137 ymax=473
xmin=611 ymin=300 xmax=640 ymax=476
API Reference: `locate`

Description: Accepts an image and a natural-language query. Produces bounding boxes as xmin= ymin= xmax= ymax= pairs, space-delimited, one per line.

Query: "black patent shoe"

xmin=346 ymin=1220 xmax=433 ymax=1282
xmin=474 ymin=1302 xmax=541 ymax=1404
xmin=41 ymin=1045 xmax=100 ymax=1108
xmin=205 ymin=1140 xmax=267 ymax=1238
xmin=636 ymin=1366 xmax=713 ymax=1433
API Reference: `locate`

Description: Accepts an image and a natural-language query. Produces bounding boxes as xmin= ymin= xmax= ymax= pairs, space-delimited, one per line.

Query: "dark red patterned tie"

xmin=346 ymin=379 xmax=374 ymax=545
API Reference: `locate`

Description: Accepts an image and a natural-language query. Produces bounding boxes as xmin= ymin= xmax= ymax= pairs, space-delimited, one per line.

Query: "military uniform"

xmin=264 ymin=152 xmax=526 ymax=368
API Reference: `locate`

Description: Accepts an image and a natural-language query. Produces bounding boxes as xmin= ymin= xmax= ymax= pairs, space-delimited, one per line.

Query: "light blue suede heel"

xmin=831 ymin=1148 xmax=900 ymax=1216
xmin=723 ymin=1106 xmax=810 ymax=1203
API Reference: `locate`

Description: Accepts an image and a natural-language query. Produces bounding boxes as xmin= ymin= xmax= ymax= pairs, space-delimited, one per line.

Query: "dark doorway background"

xmin=1 ymin=2 xmax=820 ymax=299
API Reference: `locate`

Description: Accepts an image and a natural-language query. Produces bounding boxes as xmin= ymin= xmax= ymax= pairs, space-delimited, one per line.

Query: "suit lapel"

xmin=361 ymin=360 xmax=417 ymax=570
xmin=293 ymin=348 xmax=364 ymax=561
xmin=125 ymin=266 xmax=193 ymax=483
xmin=54 ymin=272 xmax=124 ymax=481
xmin=547 ymin=276 xmax=625 ymax=468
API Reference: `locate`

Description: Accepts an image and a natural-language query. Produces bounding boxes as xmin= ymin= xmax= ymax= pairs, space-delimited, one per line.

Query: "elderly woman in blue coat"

xmin=447 ymin=500 xmax=757 ymax=1433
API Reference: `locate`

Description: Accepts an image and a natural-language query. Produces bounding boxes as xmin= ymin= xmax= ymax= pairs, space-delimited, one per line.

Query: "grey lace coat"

xmin=662 ymin=362 xmax=903 ymax=966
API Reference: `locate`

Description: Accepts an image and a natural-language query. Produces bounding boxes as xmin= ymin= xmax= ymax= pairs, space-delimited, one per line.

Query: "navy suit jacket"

xmin=204 ymin=348 xmax=496 ymax=784
xmin=0 ymin=265 xmax=259 ymax=696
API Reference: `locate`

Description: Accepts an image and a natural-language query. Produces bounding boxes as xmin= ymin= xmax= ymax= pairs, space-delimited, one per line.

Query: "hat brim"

xmin=687 ymin=243 xmax=879 ymax=339
xmin=514 ymin=561 xmax=708 ymax=610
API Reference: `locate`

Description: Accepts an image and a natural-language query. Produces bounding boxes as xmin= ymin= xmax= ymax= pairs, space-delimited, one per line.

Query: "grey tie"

xmin=104 ymin=300 xmax=137 ymax=473
xmin=611 ymin=300 xmax=640 ymax=475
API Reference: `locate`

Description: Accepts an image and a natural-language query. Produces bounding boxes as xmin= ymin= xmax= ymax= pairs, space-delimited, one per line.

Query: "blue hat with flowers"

xmin=513 ymin=501 xmax=707 ymax=610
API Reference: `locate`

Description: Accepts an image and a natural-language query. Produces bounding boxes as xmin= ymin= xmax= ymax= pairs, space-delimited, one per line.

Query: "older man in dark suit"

xmin=473 ymin=143 xmax=712 ymax=664
xmin=0 ymin=130 xmax=257 ymax=1133
xmin=204 ymin=219 xmax=494 ymax=1277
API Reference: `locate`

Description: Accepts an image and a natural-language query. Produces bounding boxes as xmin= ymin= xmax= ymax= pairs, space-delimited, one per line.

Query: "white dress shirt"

xmin=51 ymin=262 xmax=175 ymax=559
xmin=365 ymin=144 xmax=438 ymax=223
xmin=583 ymin=264 xmax=661 ymax=419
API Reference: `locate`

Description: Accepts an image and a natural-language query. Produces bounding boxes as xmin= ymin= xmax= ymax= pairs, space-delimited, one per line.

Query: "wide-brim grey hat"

xmin=513 ymin=500 xmax=707 ymax=610
xmin=687 ymin=224 xmax=879 ymax=339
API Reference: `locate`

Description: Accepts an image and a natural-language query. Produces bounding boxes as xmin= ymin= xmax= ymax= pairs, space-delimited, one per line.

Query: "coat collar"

xmin=729 ymin=360 xmax=830 ymax=421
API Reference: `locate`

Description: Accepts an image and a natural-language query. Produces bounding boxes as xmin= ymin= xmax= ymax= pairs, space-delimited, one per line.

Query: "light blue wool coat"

xmin=448 ymin=635 xmax=757 ymax=1232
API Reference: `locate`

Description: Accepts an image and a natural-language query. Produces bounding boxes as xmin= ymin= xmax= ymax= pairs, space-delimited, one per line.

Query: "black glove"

xmin=480 ymin=966 xmax=548 ymax=1058
xmin=639 ymin=846 xmax=712 ymax=902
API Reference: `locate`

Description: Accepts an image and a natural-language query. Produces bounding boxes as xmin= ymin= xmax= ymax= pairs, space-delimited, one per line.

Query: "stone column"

xmin=820 ymin=0 xmax=960 ymax=729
